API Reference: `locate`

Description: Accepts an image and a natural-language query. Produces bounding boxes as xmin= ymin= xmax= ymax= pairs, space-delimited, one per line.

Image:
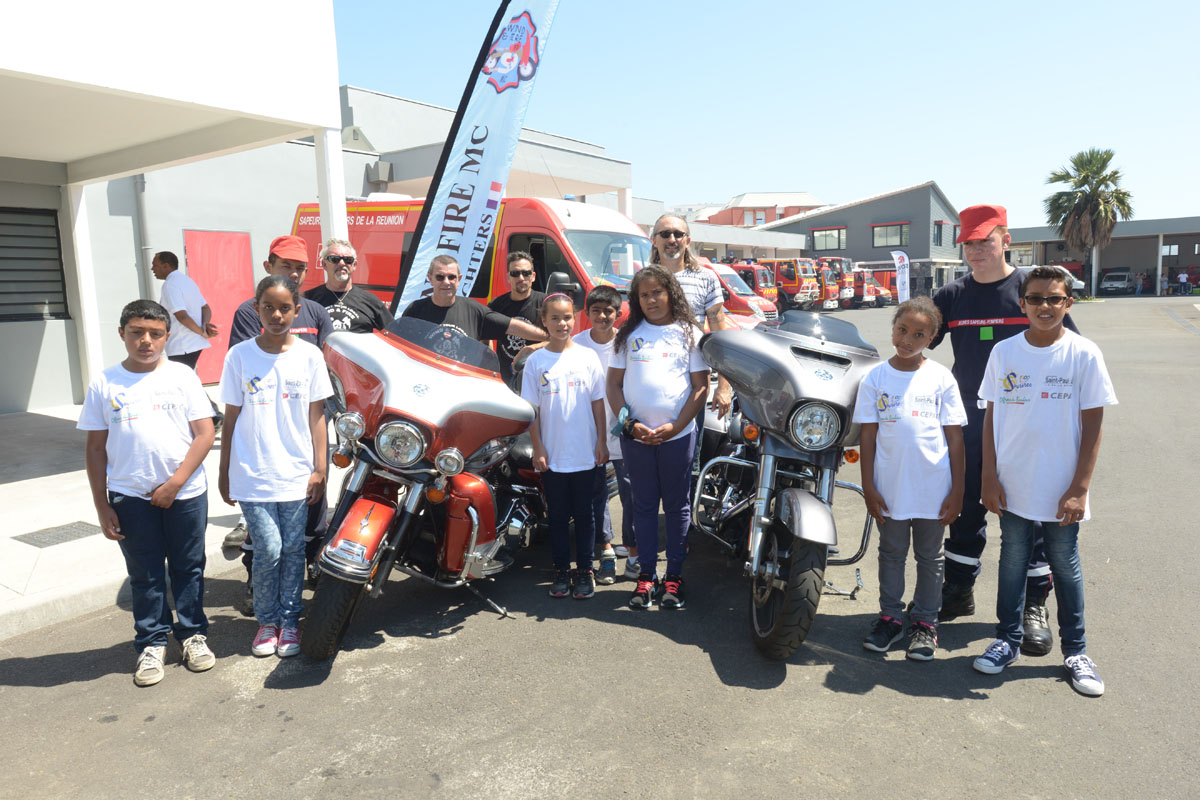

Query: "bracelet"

xmin=622 ymin=416 xmax=641 ymax=439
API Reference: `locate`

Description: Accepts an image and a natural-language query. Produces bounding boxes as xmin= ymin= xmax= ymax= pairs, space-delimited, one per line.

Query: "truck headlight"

xmin=789 ymin=402 xmax=840 ymax=451
xmin=751 ymin=303 xmax=766 ymax=320
xmin=376 ymin=421 xmax=426 ymax=467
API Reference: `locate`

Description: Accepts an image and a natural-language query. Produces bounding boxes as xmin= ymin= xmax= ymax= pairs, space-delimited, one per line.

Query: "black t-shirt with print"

xmin=401 ymin=296 xmax=511 ymax=342
xmin=304 ymin=285 xmax=393 ymax=334
xmin=487 ymin=290 xmax=545 ymax=384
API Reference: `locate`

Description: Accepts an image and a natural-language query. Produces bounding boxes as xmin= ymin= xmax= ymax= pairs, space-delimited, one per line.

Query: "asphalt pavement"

xmin=0 ymin=295 xmax=1196 ymax=799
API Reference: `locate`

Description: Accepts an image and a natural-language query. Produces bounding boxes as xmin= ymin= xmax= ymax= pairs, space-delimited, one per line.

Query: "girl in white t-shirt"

xmin=607 ymin=266 xmax=710 ymax=611
xmin=853 ymin=296 xmax=967 ymax=661
xmin=219 ymin=275 xmax=332 ymax=659
xmin=521 ymin=294 xmax=608 ymax=600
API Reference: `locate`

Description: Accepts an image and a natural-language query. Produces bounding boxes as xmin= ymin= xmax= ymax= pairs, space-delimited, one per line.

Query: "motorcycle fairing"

xmin=775 ymin=487 xmax=837 ymax=546
xmin=320 ymin=496 xmax=398 ymax=583
xmin=441 ymin=473 xmax=498 ymax=575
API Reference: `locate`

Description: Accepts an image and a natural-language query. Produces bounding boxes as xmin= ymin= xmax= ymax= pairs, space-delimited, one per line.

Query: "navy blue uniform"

xmin=931 ymin=268 xmax=1078 ymax=593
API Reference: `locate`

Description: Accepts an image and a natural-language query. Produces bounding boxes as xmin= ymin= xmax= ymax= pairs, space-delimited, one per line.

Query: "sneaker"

xmin=598 ymin=545 xmax=616 ymax=560
xmin=251 ymin=624 xmax=280 ymax=657
xmin=1064 ymin=654 xmax=1104 ymax=696
xmin=1020 ymin=599 xmax=1053 ymax=656
xmin=596 ymin=558 xmax=617 ymax=585
xmin=862 ymin=615 xmax=904 ymax=652
xmin=573 ymin=570 xmax=596 ymax=599
xmin=180 ymin=634 xmax=215 ymax=672
xmin=629 ymin=574 xmax=657 ymax=609
xmin=223 ymin=522 xmax=248 ymax=549
xmin=973 ymin=638 xmax=1020 ymax=674
xmin=133 ymin=645 xmax=166 ymax=687
xmin=238 ymin=580 xmax=255 ymax=617
xmin=548 ymin=569 xmax=572 ymax=598
xmin=660 ymin=574 xmax=686 ymax=610
xmin=906 ymin=622 xmax=937 ymax=661
xmin=612 ymin=545 xmax=630 ymax=558
xmin=276 ymin=626 xmax=301 ymax=658
xmin=938 ymin=581 xmax=975 ymax=621
xmin=623 ymin=558 xmax=641 ymax=580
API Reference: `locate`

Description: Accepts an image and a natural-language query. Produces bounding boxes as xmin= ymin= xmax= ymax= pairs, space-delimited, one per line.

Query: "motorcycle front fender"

xmin=318 ymin=497 xmax=397 ymax=583
xmin=775 ymin=487 xmax=837 ymax=546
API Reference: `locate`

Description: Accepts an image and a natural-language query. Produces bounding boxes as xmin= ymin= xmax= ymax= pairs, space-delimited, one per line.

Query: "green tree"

xmin=1044 ymin=148 xmax=1134 ymax=293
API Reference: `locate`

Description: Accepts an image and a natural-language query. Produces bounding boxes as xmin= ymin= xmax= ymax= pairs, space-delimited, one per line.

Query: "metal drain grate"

xmin=13 ymin=521 xmax=102 ymax=548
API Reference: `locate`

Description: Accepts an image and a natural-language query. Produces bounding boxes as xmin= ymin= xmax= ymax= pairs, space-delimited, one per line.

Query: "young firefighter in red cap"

xmin=929 ymin=205 xmax=1078 ymax=655
xmin=225 ymin=235 xmax=334 ymax=614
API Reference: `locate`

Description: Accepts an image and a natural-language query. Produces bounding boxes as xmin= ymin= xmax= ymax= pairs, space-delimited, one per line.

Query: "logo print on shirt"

xmin=247 ymin=376 xmax=264 ymax=395
xmin=876 ymin=392 xmax=891 ymax=412
xmin=630 ymin=337 xmax=646 ymax=353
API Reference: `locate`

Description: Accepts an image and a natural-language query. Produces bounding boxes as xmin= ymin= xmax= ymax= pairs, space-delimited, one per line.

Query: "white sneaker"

xmin=181 ymin=634 xmax=215 ymax=672
xmin=1064 ymin=654 xmax=1105 ymax=696
xmin=134 ymin=645 xmax=166 ymax=686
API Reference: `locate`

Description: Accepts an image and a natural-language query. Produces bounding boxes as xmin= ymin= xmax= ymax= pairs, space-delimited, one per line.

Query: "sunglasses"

xmin=1023 ymin=294 xmax=1070 ymax=307
xmin=656 ymin=230 xmax=687 ymax=240
xmin=432 ymin=274 xmax=460 ymax=282
xmin=509 ymin=269 xmax=534 ymax=278
xmin=325 ymin=255 xmax=356 ymax=265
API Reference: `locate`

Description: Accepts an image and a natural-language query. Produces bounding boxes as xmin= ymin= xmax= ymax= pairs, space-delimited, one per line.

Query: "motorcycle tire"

xmin=301 ymin=574 xmax=365 ymax=661
xmin=749 ymin=523 xmax=827 ymax=661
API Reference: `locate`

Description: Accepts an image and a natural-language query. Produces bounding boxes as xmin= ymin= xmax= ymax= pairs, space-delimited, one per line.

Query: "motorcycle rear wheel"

xmin=749 ymin=523 xmax=827 ymax=660
xmin=301 ymin=574 xmax=365 ymax=661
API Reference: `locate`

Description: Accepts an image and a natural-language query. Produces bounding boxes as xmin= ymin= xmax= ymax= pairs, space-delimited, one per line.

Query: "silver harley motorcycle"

xmin=693 ymin=311 xmax=880 ymax=660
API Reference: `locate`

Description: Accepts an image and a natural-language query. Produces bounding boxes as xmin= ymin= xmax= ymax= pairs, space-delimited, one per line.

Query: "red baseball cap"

xmin=269 ymin=235 xmax=309 ymax=263
xmin=955 ymin=204 xmax=1007 ymax=243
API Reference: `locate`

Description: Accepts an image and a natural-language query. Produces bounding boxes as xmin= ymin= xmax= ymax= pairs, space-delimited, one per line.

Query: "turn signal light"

xmin=743 ymin=423 xmax=760 ymax=441
xmin=331 ymin=445 xmax=352 ymax=469
xmin=425 ymin=487 xmax=447 ymax=503
xmin=844 ymin=449 xmax=860 ymax=464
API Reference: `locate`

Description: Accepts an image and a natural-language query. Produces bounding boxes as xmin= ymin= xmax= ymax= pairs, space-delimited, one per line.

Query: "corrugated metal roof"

xmin=755 ymin=181 xmax=957 ymax=231
xmin=1009 ymin=217 xmax=1200 ymax=241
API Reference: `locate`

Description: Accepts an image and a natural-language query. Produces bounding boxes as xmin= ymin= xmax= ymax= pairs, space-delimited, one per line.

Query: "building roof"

xmin=723 ymin=191 xmax=822 ymax=209
xmin=755 ymin=181 xmax=957 ymax=231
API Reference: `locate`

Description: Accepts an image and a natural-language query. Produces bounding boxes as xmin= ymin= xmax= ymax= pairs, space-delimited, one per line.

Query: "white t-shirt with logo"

xmin=159 ymin=270 xmax=211 ymax=357
xmin=77 ymin=360 xmax=213 ymax=500
xmin=979 ymin=330 xmax=1118 ymax=522
xmin=219 ymin=338 xmax=333 ymax=502
xmin=572 ymin=329 xmax=622 ymax=459
xmin=853 ymin=360 xmax=968 ymax=520
xmin=520 ymin=344 xmax=605 ymax=473
xmin=609 ymin=320 xmax=708 ymax=442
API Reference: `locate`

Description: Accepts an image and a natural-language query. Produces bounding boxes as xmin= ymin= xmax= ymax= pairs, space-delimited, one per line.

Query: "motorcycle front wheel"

xmin=749 ymin=522 xmax=827 ymax=660
xmin=301 ymin=574 xmax=365 ymax=661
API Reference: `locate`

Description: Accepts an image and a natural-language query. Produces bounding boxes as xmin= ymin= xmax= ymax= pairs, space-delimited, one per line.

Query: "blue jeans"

xmin=110 ymin=491 xmax=208 ymax=653
xmin=542 ymin=467 xmax=598 ymax=572
xmin=591 ymin=465 xmax=614 ymax=547
xmin=243 ymin=500 xmax=308 ymax=627
xmin=996 ymin=512 xmax=1087 ymax=656
xmin=620 ymin=430 xmax=694 ymax=577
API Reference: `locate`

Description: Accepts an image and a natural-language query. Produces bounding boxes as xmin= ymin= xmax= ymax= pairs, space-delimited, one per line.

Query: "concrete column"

xmin=1156 ymin=232 xmax=1164 ymax=295
xmin=315 ymin=127 xmax=348 ymax=244
xmin=617 ymin=187 xmax=633 ymax=220
xmin=63 ymin=184 xmax=104 ymax=393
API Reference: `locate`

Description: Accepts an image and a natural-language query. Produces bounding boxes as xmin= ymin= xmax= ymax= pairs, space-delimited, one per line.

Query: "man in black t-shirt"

xmin=488 ymin=251 xmax=545 ymax=386
xmin=402 ymin=255 xmax=546 ymax=354
xmin=304 ymin=238 xmax=393 ymax=333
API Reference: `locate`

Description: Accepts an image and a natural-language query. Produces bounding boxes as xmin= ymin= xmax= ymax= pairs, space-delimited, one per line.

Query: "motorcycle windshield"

xmin=384 ymin=317 xmax=503 ymax=372
xmin=758 ymin=310 xmax=878 ymax=355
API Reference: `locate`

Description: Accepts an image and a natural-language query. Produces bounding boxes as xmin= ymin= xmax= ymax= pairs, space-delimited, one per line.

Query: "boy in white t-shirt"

xmin=78 ymin=300 xmax=217 ymax=686
xmin=854 ymin=297 xmax=967 ymax=661
xmin=522 ymin=294 xmax=608 ymax=599
xmin=973 ymin=266 xmax=1118 ymax=697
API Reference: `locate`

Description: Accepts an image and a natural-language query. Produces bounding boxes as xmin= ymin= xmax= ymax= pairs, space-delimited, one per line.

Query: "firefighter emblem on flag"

xmin=482 ymin=11 xmax=539 ymax=92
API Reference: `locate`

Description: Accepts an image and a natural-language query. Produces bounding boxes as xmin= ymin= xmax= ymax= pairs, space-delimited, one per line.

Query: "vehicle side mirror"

xmin=722 ymin=287 xmax=730 ymax=301
xmin=545 ymin=271 xmax=581 ymax=305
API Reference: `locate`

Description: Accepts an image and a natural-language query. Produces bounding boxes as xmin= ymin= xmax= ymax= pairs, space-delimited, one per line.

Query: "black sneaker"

xmin=862 ymin=615 xmax=904 ymax=652
xmin=572 ymin=569 xmax=596 ymax=600
xmin=237 ymin=580 xmax=255 ymax=617
xmin=906 ymin=621 xmax=937 ymax=661
xmin=548 ymin=569 xmax=571 ymax=598
xmin=660 ymin=574 xmax=686 ymax=610
xmin=1020 ymin=599 xmax=1053 ymax=656
xmin=629 ymin=574 xmax=658 ymax=609
xmin=938 ymin=581 xmax=975 ymax=621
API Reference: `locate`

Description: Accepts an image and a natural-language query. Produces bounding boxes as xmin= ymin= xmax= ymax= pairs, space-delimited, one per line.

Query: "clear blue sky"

xmin=334 ymin=0 xmax=1197 ymax=227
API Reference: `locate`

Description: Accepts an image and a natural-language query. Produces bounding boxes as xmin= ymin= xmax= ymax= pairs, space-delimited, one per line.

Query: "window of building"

xmin=811 ymin=227 xmax=847 ymax=251
xmin=744 ymin=210 xmax=754 ymax=226
xmin=755 ymin=210 xmax=765 ymax=226
xmin=872 ymin=222 xmax=910 ymax=248
xmin=1162 ymin=244 xmax=1179 ymax=257
xmin=0 ymin=209 xmax=69 ymax=321
xmin=933 ymin=222 xmax=944 ymax=247
xmin=953 ymin=225 xmax=959 ymax=244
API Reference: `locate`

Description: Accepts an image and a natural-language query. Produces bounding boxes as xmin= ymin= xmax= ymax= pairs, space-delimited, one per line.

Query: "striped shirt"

xmin=672 ymin=267 xmax=721 ymax=324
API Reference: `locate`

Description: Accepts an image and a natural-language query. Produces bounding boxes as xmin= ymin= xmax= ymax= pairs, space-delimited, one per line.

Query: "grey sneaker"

xmin=181 ymin=634 xmax=215 ymax=672
xmin=906 ymin=622 xmax=937 ymax=661
xmin=134 ymin=645 xmax=166 ymax=687
xmin=596 ymin=557 xmax=617 ymax=585
xmin=548 ymin=570 xmax=571 ymax=598
xmin=862 ymin=615 xmax=904 ymax=652
xmin=1064 ymin=654 xmax=1104 ymax=696
xmin=623 ymin=558 xmax=641 ymax=580
xmin=572 ymin=569 xmax=596 ymax=599
xmin=223 ymin=522 xmax=248 ymax=548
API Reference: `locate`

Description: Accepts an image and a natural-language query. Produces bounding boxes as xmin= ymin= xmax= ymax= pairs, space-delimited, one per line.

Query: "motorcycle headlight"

xmin=334 ymin=411 xmax=365 ymax=442
xmin=789 ymin=402 xmax=841 ymax=451
xmin=434 ymin=447 xmax=464 ymax=476
xmin=465 ymin=436 xmax=517 ymax=471
xmin=375 ymin=421 xmax=426 ymax=468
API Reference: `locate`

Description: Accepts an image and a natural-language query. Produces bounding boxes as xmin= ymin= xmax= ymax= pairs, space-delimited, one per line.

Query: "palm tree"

xmin=1044 ymin=148 xmax=1134 ymax=293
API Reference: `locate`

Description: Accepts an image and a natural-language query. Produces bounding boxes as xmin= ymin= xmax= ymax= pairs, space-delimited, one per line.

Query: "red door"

xmin=183 ymin=230 xmax=254 ymax=384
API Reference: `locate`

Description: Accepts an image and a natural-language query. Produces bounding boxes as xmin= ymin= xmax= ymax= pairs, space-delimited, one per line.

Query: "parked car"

xmin=1099 ymin=268 xmax=1135 ymax=295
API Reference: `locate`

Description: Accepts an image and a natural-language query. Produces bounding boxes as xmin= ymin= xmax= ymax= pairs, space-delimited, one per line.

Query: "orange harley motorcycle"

xmin=301 ymin=317 xmax=542 ymax=660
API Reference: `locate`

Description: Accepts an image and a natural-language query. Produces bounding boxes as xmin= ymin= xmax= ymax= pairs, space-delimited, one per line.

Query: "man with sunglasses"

xmin=488 ymin=250 xmax=545 ymax=387
xmin=304 ymin=238 xmax=393 ymax=334
xmin=930 ymin=204 xmax=1078 ymax=658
